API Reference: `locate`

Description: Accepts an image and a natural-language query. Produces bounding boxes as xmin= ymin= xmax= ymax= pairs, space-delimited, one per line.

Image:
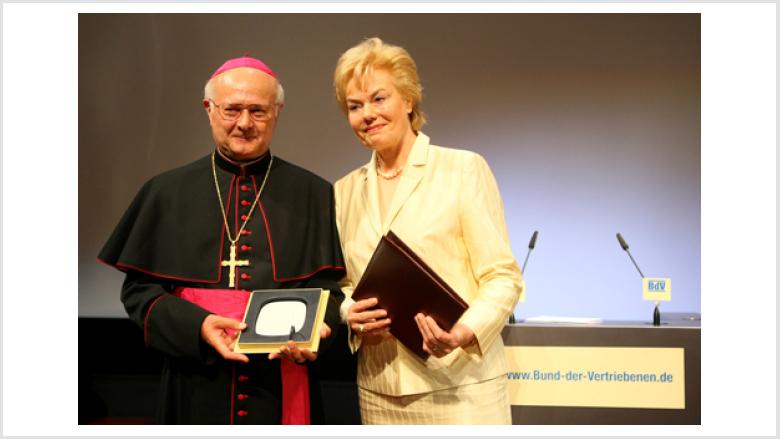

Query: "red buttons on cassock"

xmin=238 ymin=375 xmax=249 ymax=382
xmin=240 ymin=273 xmax=251 ymax=280
xmin=241 ymin=245 xmax=252 ymax=251
xmin=241 ymin=185 xmax=250 ymax=192
xmin=237 ymin=410 xmax=248 ymax=417
xmin=241 ymin=215 xmax=249 ymax=221
xmin=237 ymin=394 xmax=248 ymax=400
xmin=240 ymin=230 xmax=251 ymax=236
xmin=241 ymin=200 xmax=250 ymax=207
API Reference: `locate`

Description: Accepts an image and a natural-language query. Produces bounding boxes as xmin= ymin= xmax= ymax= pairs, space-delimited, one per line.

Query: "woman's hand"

xmin=414 ymin=314 xmax=475 ymax=358
xmin=346 ymin=297 xmax=391 ymax=343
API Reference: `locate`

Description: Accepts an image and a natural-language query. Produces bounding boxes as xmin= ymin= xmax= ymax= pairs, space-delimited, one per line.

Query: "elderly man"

xmin=98 ymin=56 xmax=345 ymax=424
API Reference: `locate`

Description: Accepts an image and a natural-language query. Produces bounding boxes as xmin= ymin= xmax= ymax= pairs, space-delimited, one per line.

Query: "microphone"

xmin=616 ymin=233 xmax=645 ymax=278
xmin=521 ymin=230 xmax=538 ymax=274
xmin=616 ymin=233 xmax=629 ymax=251
xmin=510 ymin=230 xmax=538 ymax=325
xmin=616 ymin=233 xmax=660 ymax=326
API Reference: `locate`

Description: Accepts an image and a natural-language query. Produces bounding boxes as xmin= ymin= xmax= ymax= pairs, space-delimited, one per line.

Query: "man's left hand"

xmin=414 ymin=314 xmax=475 ymax=358
xmin=268 ymin=323 xmax=331 ymax=363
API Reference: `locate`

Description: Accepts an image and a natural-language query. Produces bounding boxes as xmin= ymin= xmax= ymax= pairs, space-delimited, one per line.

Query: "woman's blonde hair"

xmin=334 ymin=37 xmax=426 ymax=132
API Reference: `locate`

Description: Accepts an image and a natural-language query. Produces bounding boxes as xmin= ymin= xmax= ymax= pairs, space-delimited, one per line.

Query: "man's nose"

xmin=236 ymin=109 xmax=253 ymax=128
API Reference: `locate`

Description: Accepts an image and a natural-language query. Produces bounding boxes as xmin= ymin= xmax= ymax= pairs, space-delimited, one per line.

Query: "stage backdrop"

xmin=79 ymin=13 xmax=700 ymax=321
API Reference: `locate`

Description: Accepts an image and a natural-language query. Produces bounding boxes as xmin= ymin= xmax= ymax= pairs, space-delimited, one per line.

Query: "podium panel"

xmin=502 ymin=314 xmax=700 ymax=424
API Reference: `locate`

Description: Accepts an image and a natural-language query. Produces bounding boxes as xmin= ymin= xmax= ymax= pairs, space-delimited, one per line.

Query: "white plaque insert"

xmin=255 ymin=301 xmax=307 ymax=336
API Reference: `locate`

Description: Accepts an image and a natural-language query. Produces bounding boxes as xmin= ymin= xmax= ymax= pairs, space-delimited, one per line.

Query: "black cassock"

xmin=99 ymin=151 xmax=346 ymax=424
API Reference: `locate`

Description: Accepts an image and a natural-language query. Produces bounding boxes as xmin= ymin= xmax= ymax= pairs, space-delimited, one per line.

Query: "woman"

xmin=333 ymin=37 xmax=524 ymax=424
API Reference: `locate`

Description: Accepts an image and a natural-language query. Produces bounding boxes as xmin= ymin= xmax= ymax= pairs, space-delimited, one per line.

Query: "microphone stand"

xmin=653 ymin=302 xmax=661 ymax=326
xmin=617 ymin=233 xmax=660 ymax=326
xmin=509 ymin=231 xmax=538 ymax=325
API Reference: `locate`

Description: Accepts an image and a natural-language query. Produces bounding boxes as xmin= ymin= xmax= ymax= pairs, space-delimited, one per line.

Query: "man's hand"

xmin=268 ymin=323 xmax=332 ymax=363
xmin=414 ymin=314 xmax=475 ymax=358
xmin=200 ymin=314 xmax=249 ymax=363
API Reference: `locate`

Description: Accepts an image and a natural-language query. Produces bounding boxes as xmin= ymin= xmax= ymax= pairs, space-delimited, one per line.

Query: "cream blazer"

xmin=334 ymin=133 xmax=524 ymax=396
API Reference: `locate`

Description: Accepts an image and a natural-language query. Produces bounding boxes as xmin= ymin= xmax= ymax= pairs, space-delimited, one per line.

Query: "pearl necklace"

xmin=376 ymin=155 xmax=403 ymax=180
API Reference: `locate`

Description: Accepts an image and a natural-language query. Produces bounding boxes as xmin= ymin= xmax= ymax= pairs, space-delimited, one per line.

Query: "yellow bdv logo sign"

xmin=643 ymin=277 xmax=671 ymax=302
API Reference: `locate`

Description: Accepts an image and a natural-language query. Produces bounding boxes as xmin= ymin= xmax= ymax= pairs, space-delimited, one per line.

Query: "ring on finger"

xmin=358 ymin=324 xmax=365 ymax=333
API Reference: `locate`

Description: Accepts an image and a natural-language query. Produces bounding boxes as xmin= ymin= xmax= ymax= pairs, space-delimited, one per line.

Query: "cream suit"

xmin=335 ymin=133 xmax=524 ymax=411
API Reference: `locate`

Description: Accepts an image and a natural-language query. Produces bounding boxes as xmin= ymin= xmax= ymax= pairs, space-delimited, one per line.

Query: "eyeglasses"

xmin=209 ymin=99 xmax=278 ymax=122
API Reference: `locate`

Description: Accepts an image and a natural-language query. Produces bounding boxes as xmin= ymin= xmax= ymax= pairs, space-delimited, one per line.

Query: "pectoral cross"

xmin=221 ymin=244 xmax=250 ymax=287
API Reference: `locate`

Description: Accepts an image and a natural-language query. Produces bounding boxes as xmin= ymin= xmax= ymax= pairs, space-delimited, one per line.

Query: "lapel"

xmin=382 ymin=133 xmax=430 ymax=231
xmin=360 ymin=155 xmax=383 ymax=236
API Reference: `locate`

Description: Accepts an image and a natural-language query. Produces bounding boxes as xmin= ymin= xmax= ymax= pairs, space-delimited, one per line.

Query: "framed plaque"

xmin=234 ymin=288 xmax=330 ymax=354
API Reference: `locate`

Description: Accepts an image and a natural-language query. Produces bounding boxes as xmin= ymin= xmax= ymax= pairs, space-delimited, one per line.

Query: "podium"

xmin=502 ymin=313 xmax=700 ymax=424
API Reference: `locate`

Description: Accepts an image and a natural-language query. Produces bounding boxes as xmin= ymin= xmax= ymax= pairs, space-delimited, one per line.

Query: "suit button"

xmin=238 ymin=375 xmax=249 ymax=382
xmin=237 ymin=394 xmax=248 ymax=400
xmin=240 ymin=230 xmax=251 ymax=236
xmin=241 ymin=200 xmax=250 ymax=207
xmin=241 ymin=215 xmax=250 ymax=221
xmin=237 ymin=410 xmax=248 ymax=417
xmin=240 ymin=273 xmax=251 ymax=280
xmin=241 ymin=185 xmax=250 ymax=192
xmin=241 ymin=245 xmax=252 ymax=252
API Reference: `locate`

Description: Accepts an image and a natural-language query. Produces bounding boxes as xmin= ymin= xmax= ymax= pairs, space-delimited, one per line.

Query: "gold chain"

xmin=211 ymin=152 xmax=274 ymax=245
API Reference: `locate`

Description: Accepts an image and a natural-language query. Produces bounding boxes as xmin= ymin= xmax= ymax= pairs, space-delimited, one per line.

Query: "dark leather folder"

xmin=352 ymin=231 xmax=469 ymax=360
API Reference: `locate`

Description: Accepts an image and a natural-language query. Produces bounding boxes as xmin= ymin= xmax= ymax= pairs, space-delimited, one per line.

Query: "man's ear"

xmin=203 ymin=99 xmax=212 ymax=114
